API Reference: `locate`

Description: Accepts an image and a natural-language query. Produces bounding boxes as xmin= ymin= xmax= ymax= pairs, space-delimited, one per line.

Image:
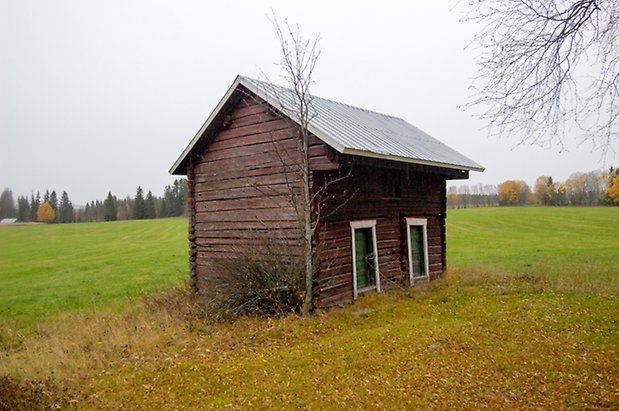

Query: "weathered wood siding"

xmin=313 ymin=162 xmax=447 ymax=307
xmin=186 ymin=91 xmax=448 ymax=307
xmin=188 ymin=96 xmax=304 ymax=293
xmin=188 ymin=94 xmax=339 ymax=294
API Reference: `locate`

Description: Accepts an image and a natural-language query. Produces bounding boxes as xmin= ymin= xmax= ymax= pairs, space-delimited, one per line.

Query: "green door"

xmin=355 ymin=228 xmax=375 ymax=289
xmin=409 ymin=225 xmax=426 ymax=278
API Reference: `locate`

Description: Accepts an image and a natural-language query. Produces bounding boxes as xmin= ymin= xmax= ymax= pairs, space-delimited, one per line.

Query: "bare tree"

xmin=265 ymin=15 xmax=355 ymax=315
xmin=266 ymin=14 xmax=321 ymax=315
xmin=461 ymin=0 xmax=618 ymax=155
xmin=203 ymin=14 xmax=354 ymax=317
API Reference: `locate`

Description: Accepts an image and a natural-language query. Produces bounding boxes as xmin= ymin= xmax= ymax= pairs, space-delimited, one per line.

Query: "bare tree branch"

xmin=310 ymin=168 xmax=357 ymax=233
xmin=461 ymin=0 xmax=618 ymax=157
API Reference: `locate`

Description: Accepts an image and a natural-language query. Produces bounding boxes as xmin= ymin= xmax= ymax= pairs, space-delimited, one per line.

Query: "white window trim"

xmin=350 ymin=220 xmax=380 ymax=299
xmin=406 ymin=217 xmax=430 ymax=286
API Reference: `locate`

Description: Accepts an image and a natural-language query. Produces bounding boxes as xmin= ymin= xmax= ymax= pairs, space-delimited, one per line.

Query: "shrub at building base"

xmin=202 ymin=239 xmax=306 ymax=320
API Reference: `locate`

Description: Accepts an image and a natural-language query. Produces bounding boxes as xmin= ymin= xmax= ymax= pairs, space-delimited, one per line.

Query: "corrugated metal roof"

xmin=170 ymin=75 xmax=484 ymax=174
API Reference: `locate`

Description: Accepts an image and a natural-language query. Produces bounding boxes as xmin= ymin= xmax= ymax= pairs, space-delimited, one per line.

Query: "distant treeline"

xmin=447 ymin=184 xmax=499 ymax=208
xmin=0 ymin=179 xmax=188 ymax=223
xmin=449 ymin=167 xmax=619 ymax=208
xmin=3 ymin=167 xmax=619 ymax=221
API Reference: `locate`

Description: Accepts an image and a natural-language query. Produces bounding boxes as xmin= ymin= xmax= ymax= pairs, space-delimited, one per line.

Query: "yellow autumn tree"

xmin=533 ymin=175 xmax=559 ymax=205
xmin=605 ymin=168 xmax=619 ymax=204
xmin=37 ymin=201 xmax=55 ymax=223
xmin=498 ymin=180 xmax=530 ymax=206
xmin=557 ymin=182 xmax=567 ymax=205
xmin=533 ymin=176 xmax=550 ymax=205
xmin=546 ymin=180 xmax=558 ymax=205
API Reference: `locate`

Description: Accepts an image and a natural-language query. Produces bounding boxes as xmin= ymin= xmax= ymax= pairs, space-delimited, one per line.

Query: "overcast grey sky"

xmin=1 ymin=0 xmax=613 ymax=205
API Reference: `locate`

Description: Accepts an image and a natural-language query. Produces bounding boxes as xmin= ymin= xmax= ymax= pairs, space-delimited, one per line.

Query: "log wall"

xmin=313 ymin=162 xmax=447 ymax=307
xmin=188 ymin=95 xmax=338 ymax=294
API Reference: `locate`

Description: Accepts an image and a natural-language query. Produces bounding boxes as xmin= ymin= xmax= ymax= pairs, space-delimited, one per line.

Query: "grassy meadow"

xmin=448 ymin=206 xmax=619 ymax=295
xmin=0 ymin=218 xmax=187 ymax=329
xmin=0 ymin=207 xmax=617 ymax=409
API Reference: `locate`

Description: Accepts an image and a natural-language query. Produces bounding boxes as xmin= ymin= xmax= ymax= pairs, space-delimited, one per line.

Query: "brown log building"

xmin=170 ymin=76 xmax=483 ymax=307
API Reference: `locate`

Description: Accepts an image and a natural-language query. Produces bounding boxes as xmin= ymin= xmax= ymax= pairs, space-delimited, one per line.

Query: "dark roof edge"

xmin=343 ymin=148 xmax=485 ymax=172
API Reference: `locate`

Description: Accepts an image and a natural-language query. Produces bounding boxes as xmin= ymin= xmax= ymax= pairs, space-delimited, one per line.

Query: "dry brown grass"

xmin=1 ymin=270 xmax=617 ymax=409
xmin=1 ymin=283 xmax=200 ymax=400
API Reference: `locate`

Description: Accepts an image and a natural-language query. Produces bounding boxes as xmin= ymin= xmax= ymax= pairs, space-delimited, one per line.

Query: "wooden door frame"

xmin=350 ymin=220 xmax=380 ymax=299
xmin=406 ymin=217 xmax=430 ymax=286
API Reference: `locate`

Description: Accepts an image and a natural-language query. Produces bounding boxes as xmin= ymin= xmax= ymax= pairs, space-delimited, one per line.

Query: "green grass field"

xmin=1 ymin=207 xmax=615 ymax=329
xmin=448 ymin=206 xmax=619 ymax=294
xmin=0 ymin=218 xmax=188 ymax=329
xmin=0 ymin=207 xmax=617 ymax=408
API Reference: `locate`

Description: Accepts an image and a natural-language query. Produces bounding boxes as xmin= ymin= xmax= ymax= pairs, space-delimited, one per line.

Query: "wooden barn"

xmin=170 ymin=75 xmax=483 ymax=307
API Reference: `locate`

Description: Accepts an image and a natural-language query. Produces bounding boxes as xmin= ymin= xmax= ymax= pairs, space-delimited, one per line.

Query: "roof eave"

xmin=341 ymin=148 xmax=485 ymax=173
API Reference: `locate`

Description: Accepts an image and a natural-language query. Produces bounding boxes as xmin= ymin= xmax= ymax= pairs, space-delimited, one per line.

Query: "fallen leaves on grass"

xmin=2 ymin=270 xmax=618 ymax=409
xmin=80 ymin=272 xmax=618 ymax=409
xmin=0 ymin=376 xmax=68 ymax=410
